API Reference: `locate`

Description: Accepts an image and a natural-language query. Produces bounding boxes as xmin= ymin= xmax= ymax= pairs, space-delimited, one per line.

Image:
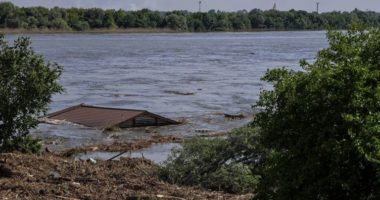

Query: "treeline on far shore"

xmin=1 ymin=2 xmax=380 ymax=32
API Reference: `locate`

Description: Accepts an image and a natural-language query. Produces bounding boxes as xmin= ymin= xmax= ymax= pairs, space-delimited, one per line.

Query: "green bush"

xmin=0 ymin=36 xmax=63 ymax=153
xmin=253 ymin=27 xmax=380 ymax=199
xmin=71 ymin=21 xmax=90 ymax=31
xmin=50 ymin=18 xmax=71 ymax=30
xmin=159 ymin=129 xmax=259 ymax=194
xmin=8 ymin=135 xmax=42 ymax=154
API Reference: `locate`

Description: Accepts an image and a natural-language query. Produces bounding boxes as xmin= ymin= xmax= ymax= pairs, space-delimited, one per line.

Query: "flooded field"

xmin=7 ymin=31 xmax=328 ymax=155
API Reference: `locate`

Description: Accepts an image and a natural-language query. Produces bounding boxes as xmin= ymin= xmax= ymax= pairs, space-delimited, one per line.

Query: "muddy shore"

xmin=0 ymin=132 xmax=254 ymax=199
xmin=0 ymin=153 xmax=252 ymax=200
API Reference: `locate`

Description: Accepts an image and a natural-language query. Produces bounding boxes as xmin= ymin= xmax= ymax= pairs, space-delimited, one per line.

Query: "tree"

xmin=249 ymin=9 xmax=265 ymax=29
xmin=203 ymin=13 xmax=217 ymax=31
xmin=231 ymin=13 xmax=251 ymax=30
xmin=147 ymin=11 xmax=163 ymax=28
xmin=71 ymin=21 xmax=90 ymax=31
xmin=254 ymin=27 xmax=380 ymax=199
xmin=0 ymin=36 xmax=63 ymax=153
xmin=50 ymin=18 xmax=70 ymax=30
xmin=124 ymin=12 xmax=137 ymax=28
xmin=103 ymin=10 xmax=116 ymax=29
xmin=165 ymin=14 xmax=188 ymax=31
xmin=84 ymin=8 xmax=104 ymax=28
xmin=26 ymin=16 xmax=39 ymax=29
xmin=188 ymin=18 xmax=205 ymax=32
xmin=213 ymin=13 xmax=231 ymax=31
xmin=114 ymin=9 xmax=127 ymax=27
xmin=0 ymin=2 xmax=19 ymax=28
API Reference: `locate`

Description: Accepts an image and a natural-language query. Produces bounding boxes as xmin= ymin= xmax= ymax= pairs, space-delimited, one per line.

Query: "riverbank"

xmin=0 ymin=152 xmax=251 ymax=200
xmin=0 ymin=28 xmax=178 ymax=34
xmin=0 ymin=28 xmax=325 ymax=34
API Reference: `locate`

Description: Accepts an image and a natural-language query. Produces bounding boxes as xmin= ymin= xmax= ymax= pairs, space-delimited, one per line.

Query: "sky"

xmin=7 ymin=0 xmax=380 ymax=12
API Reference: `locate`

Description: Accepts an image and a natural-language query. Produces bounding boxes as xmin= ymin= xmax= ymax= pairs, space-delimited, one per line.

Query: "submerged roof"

xmin=47 ymin=104 xmax=178 ymax=128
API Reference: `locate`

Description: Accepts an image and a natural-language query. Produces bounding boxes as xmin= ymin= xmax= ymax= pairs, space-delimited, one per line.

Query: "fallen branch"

xmin=107 ymin=151 xmax=129 ymax=161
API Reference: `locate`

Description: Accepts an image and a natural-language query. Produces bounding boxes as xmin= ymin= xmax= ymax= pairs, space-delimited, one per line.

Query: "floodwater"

xmin=75 ymin=143 xmax=181 ymax=164
xmin=7 ymin=31 xmax=328 ymax=152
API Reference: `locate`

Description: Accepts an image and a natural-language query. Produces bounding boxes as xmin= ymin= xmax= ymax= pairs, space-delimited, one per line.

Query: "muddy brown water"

xmin=6 ymin=32 xmax=328 ymax=161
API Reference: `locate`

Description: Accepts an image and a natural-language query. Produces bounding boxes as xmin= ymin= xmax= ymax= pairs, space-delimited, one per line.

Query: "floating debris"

xmin=87 ymin=158 xmax=97 ymax=164
xmin=164 ymin=90 xmax=195 ymax=96
xmin=195 ymin=129 xmax=212 ymax=133
xmin=224 ymin=113 xmax=246 ymax=120
xmin=38 ymin=118 xmax=67 ymax=125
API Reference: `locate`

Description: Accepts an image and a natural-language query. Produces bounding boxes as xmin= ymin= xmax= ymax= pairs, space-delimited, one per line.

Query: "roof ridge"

xmin=47 ymin=104 xmax=83 ymax=118
xmin=80 ymin=104 xmax=147 ymax=112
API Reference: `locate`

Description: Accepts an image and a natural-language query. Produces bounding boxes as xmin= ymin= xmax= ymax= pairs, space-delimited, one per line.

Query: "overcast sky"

xmin=7 ymin=0 xmax=380 ymax=12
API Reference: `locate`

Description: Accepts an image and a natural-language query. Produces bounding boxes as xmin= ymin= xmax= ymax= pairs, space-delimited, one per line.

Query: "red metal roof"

xmin=47 ymin=104 xmax=178 ymax=128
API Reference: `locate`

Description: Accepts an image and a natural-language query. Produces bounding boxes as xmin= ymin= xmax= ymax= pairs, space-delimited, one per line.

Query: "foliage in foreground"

xmin=161 ymin=27 xmax=380 ymax=199
xmin=159 ymin=128 xmax=260 ymax=194
xmin=0 ymin=36 xmax=63 ymax=153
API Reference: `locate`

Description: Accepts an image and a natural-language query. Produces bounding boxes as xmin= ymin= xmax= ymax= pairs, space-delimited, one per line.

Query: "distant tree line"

xmin=1 ymin=2 xmax=380 ymax=31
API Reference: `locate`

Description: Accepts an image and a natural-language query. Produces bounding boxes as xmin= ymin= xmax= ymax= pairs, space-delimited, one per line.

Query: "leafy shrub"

xmin=8 ymin=135 xmax=42 ymax=154
xmin=253 ymin=27 xmax=380 ymax=199
xmin=50 ymin=18 xmax=71 ymax=30
xmin=159 ymin=129 xmax=259 ymax=194
xmin=71 ymin=21 xmax=90 ymax=31
xmin=0 ymin=36 xmax=63 ymax=153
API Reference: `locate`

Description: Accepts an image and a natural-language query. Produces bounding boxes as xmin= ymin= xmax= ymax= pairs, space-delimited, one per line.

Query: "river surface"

xmin=7 ymin=31 xmax=328 ymax=151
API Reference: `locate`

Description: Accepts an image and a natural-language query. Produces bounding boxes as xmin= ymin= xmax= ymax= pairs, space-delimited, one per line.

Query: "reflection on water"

xmin=6 ymin=31 xmax=328 ymax=150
